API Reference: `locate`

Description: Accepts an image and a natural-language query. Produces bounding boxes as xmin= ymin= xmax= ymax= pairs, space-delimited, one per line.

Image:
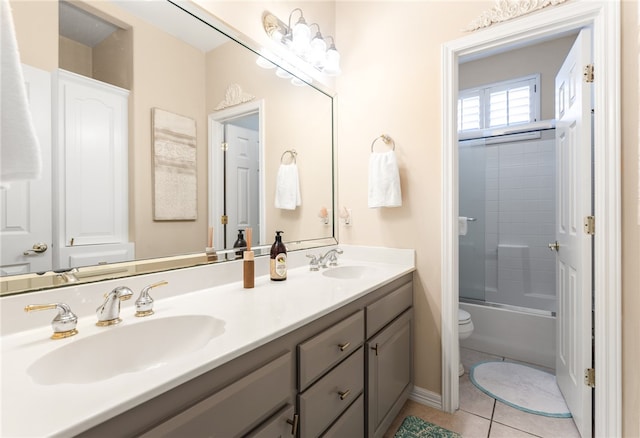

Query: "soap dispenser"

xmin=270 ymin=231 xmax=287 ymax=281
xmin=233 ymin=229 xmax=246 ymax=259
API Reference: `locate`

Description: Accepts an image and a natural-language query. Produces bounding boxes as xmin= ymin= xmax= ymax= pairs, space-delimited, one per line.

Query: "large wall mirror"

xmin=0 ymin=0 xmax=336 ymax=295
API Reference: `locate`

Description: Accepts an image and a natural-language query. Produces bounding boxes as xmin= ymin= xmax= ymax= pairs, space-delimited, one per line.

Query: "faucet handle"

xmin=306 ymin=254 xmax=320 ymax=271
xmin=328 ymin=248 xmax=343 ymax=267
xmin=135 ymin=280 xmax=168 ymax=317
xmin=24 ymin=303 xmax=78 ymax=339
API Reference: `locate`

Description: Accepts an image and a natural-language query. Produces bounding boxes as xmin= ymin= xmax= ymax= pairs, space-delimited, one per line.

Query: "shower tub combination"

xmin=458 ymin=124 xmax=557 ymax=369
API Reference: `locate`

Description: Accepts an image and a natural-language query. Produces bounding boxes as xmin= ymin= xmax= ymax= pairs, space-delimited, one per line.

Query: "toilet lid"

xmin=458 ymin=309 xmax=471 ymax=323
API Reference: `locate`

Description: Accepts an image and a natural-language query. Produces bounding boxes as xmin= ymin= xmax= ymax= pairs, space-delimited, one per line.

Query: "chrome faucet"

xmin=318 ymin=248 xmax=343 ymax=268
xmin=135 ymin=280 xmax=168 ymax=317
xmin=55 ymin=267 xmax=79 ymax=284
xmin=96 ymin=286 xmax=133 ymax=326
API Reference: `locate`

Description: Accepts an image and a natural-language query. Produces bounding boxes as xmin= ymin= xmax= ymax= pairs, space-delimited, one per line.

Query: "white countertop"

xmin=0 ymin=246 xmax=414 ymax=437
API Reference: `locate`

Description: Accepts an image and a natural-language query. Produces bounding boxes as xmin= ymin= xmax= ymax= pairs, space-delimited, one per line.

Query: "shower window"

xmin=458 ymin=74 xmax=540 ymax=132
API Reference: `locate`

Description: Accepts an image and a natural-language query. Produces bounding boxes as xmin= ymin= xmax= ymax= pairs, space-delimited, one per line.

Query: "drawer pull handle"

xmin=371 ymin=343 xmax=379 ymax=356
xmin=338 ymin=389 xmax=351 ymax=400
xmin=286 ymin=414 xmax=299 ymax=435
xmin=338 ymin=342 xmax=351 ymax=351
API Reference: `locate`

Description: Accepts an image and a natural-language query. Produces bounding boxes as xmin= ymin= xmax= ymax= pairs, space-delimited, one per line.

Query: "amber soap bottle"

xmin=270 ymin=231 xmax=287 ymax=281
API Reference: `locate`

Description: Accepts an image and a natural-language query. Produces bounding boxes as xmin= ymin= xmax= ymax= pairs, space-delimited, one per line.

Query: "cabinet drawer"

xmin=298 ymin=348 xmax=364 ymax=438
xmin=298 ymin=310 xmax=364 ymax=390
xmin=321 ymin=393 xmax=364 ymax=438
xmin=366 ymin=281 xmax=412 ymax=338
xmin=141 ymin=352 xmax=292 ymax=438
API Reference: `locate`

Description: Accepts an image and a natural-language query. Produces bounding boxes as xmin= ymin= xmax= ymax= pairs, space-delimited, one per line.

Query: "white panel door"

xmin=0 ymin=65 xmax=52 ymax=275
xmin=555 ymin=29 xmax=593 ymax=438
xmin=225 ymin=124 xmax=259 ymax=248
xmin=57 ymin=70 xmax=128 ymax=248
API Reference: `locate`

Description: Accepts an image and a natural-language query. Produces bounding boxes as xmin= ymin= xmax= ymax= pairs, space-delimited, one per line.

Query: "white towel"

xmin=368 ymin=150 xmax=401 ymax=208
xmin=458 ymin=217 xmax=469 ymax=236
xmin=1 ymin=0 xmax=41 ymax=187
xmin=275 ymin=163 xmax=301 ymax=210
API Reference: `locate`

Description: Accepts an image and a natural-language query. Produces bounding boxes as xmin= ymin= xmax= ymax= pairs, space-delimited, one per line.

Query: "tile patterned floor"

xmin=384 ymin=348 xmax=581 ymax=438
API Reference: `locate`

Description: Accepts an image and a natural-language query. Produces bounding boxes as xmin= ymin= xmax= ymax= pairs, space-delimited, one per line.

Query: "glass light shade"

xmin=276 ymin=67 xmax=293 ymax=79
xmin=270 ymin=29 xmax=284 ymax=43
xmin=324 ymin=47 xmax=341 ymax=76
xmin=291 ymin=20 xmax=311 ymax=56
xmin=256 ymin=57 xmax=276 ymax=69
xmin=291 ymin=77 xmax=306 ymax=87
xmin=309 ymin=35 xmax=327 ymax=68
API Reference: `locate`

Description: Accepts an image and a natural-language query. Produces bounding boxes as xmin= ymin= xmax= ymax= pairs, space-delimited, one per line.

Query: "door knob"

xmin=548 ymin=241 xmax=560 ymax=252
xmin=23 ymin=243 xmax=48 ymax=255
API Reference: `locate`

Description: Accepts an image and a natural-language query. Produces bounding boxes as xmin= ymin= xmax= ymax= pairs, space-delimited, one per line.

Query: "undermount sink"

xmin=28 ymin=315 xmax=225 ymax=385
xmin=321 ymin=265 xmax=376 ymax=280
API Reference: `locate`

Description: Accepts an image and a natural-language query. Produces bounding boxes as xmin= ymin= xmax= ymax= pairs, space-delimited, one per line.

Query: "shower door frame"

xmin=440 ymin=2 xmax=621 ymax=437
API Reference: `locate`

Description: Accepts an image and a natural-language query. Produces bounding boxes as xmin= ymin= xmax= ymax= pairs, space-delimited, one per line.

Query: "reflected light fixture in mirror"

xmin=262 ymin=9 xmax=341 ymax=77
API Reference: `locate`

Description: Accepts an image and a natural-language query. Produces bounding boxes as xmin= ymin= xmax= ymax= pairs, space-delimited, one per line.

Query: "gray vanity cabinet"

xmin=365 ymin=282 xmax=414 ymax=438
xmin=78 ymin=273 xmax=413 ymax=438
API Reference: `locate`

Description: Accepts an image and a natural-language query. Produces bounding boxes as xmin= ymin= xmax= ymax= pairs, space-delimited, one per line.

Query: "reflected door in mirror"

xmin=0 ymin=65 xmax=53 ymax=275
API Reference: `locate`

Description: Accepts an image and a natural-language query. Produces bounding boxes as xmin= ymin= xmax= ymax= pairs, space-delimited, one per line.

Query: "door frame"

xmin=440 ymin=1 xmax=620 ymax=437
xmin=208 ymin=100 xmax=266 ymax=251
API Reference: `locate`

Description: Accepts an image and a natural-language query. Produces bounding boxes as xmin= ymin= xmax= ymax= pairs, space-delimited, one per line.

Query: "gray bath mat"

xmin=469 ymin=361 xmax=571 ymax=418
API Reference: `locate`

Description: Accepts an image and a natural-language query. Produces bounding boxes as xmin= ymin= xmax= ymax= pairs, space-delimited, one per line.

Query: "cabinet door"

xmin=247 ymin=404 xmax=297 ymax=438
xmin=56 ymin=70 xmax=129 ymax=247
xmin=366 ymin=309 xmax=413 ymax=438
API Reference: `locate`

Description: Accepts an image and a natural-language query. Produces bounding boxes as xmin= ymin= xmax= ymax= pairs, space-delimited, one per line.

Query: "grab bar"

xmin=466 ymin=217 xmax=477 ymax=222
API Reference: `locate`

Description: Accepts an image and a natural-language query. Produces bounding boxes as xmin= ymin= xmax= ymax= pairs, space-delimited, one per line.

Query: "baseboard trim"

xmin=409 ymin=385 xmax=442 ymax=410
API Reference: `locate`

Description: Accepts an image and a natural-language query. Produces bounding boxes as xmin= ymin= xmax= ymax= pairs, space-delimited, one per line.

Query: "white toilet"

xmin=458 ymin=308 xmax=474 ymax=376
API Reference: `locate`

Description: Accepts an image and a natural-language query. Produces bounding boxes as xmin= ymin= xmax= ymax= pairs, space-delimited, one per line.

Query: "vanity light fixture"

xmin=262 ymin=9 xmax=341 ymax=76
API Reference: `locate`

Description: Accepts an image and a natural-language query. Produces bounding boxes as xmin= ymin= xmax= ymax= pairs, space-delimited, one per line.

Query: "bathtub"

xmin=459 ymin=301 xmax=555 ymax=369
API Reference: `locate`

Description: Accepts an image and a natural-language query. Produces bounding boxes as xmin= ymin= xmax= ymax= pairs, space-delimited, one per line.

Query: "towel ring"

xmin=371 ymin=134 xmax=395 ymax=152
xmin=281 ymin=149 xmax=297 ymax=164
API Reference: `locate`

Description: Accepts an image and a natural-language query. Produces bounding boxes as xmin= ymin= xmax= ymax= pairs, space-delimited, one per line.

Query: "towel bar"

xmin=371 ymin=134 xmax=395 ymax=152
xmin=280 ymin=149 xmax=297 ymax=164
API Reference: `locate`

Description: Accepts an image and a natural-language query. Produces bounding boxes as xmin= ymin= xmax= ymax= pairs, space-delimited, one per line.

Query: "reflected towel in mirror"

xmin=275 ymin=163 xmax=301 ymax=210
xmin=1 ymin=0 xmax=42 ymax=187
xmin=368 ymin=150 xmax=401 ymax=208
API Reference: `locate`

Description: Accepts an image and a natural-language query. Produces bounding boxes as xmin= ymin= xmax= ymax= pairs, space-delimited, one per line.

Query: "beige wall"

xmin=334 ymin=1 xmax=494 ymax=395
xmin=9 ymin=0 xmax=57 ymax=71
xmin=460 ymin=35 xmax=577 ymax=120
xmin=59 ymin=36 xmax=92 ymax=77
xmin=620 ymin=1 xmax=640 ymax=435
